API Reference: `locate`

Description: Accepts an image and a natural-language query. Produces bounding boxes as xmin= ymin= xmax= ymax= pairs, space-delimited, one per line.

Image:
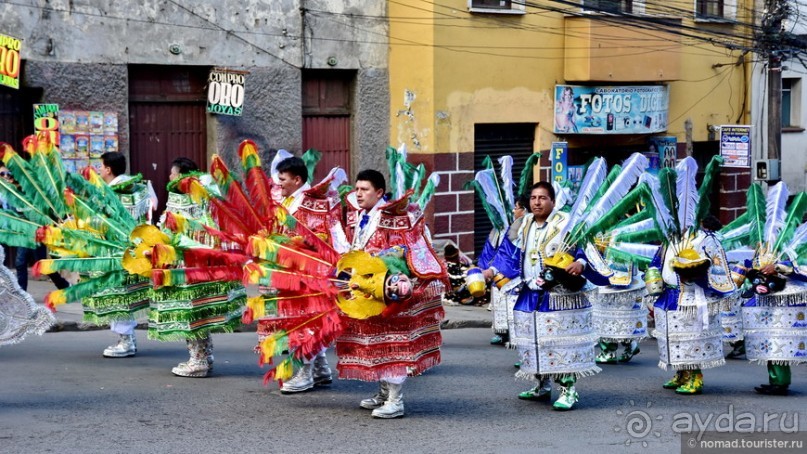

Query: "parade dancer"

xmin=484 ymin=153 xmax=651 ymax=410
xmin=468 ymin=154 xmax=540 ymax=346
xmin=95 ymin=152 xmax=157 ymax=358
xmin=0 ymin=247 xmax=55 ymax=346
xmin=724 ymin=182 xmax=807 ymax=395
xmin=644 ymin=156 xmax=734 ymax=394
xmin=484 ymin=182 xmax=607 ymax=410
xmin=340 ymin=167 xmax=446 ymax=419
xmin=152 ymin=156 xmax=246 ymax=378
xmin=272 ymin=155 xmax=350 ymax=393
xmin=0 ymin=138 xmax=152 ymax=358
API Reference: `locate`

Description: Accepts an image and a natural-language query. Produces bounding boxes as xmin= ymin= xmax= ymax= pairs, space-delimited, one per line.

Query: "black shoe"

xmin=754 ymin=384 xmax=789 ymax=396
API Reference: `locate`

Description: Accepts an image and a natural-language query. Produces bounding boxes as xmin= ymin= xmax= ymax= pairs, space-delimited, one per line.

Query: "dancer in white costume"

xmin=0 ymin=247 xmax=55 ymax=346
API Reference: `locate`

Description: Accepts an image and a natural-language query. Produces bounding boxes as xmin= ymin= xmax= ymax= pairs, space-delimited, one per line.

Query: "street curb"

xmin=49 ymin=320 xmax=492 ymax=332
xmin=441 ymin=320 xmax=492 ymax=330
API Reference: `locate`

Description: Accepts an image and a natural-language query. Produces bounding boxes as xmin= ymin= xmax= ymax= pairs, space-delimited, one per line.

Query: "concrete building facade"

xmin=1 ymin=0 xmax=390 ymax=203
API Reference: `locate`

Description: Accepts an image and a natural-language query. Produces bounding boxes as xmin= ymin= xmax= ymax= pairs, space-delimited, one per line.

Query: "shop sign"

xmin=719 ymin=125 xmax=751 ymax=168
xmin=551 ymin=142 xmax=568 ymax=183
xmin=554 ymin=85 xmax=668 ymax=135
xmin=207 ymin=68 xmax=247 ymax=116
xmin=0 ymin=33 xmax=22 ymax=89
xmin=33 ymin=103 xmax=59 ymax=145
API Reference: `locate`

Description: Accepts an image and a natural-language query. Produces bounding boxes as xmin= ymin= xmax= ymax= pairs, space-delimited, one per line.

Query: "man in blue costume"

xmin=483 ymin=182 xmax=609 ymax=410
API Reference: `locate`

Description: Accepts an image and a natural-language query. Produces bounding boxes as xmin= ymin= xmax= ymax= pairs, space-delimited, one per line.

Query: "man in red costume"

xmin=338 ymin=169 xmax=447 ymax=419
xmin=273 ymin=156 xmax=349 ymax=393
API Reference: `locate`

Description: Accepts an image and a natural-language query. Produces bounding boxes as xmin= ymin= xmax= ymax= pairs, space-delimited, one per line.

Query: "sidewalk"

xmin=26 ymin=279 xmax=493 ymax=332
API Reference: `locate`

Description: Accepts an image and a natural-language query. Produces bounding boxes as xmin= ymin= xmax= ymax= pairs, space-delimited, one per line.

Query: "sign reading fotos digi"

xmin=553 ymin=85 xmax=669 ymax=135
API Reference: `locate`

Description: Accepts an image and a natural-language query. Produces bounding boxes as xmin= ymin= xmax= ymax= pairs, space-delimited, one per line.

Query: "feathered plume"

xmin=472 ymin=169 xmax=509 ymax=232
xmin=763 ymin=181 xmax=789 ymax=248
xmin=777 ymin=193 xmax=807 ymax=255
xmin=416 ymin=173 xmax=440 ymax=209
xmin=675 ymin=157 xmax=699 ymax=234
xmin=565 ymin=157 xmax=607 ymax=231
xmin=638 ymin=173 xmax=675 ymax=237
xmin=581 ymin=153 xmax=648 ymax=227
xmin=657 ymin=167 xmax=680 ymax=236
xmin=745 ymin=184 xmax=766 ymax=247
xmin=301 ymin=149 xmax=322 ymax=184
xmin=517 ymin=153 xmax=542 ymax=196
xmin=239 ymin=140 xmax=275 ymax=221
xmin=498 ymin=155 xmax=515 ymax=218
xmin=695 ymin=155 xmax=723 ymax=228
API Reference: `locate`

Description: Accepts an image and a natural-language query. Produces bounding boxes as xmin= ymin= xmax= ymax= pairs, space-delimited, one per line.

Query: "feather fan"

xmin=763 ymin=181 xmax=789 ymax=248
xmin=675 ymin=157 xmax=699 ymax=234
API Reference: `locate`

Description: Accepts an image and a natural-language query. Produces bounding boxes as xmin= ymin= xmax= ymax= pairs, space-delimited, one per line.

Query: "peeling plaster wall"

xmin=353 ymin=68 xmax=390 ymax=177
xmin=2 ymin=0 xmax=389 ymax=166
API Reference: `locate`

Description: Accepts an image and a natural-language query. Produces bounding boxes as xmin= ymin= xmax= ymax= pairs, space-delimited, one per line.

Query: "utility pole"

xmin=760 ymin=0 xmax=790 ymax=175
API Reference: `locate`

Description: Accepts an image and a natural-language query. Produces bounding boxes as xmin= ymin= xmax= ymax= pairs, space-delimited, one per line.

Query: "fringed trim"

xmin=747 ymin=359 xmax=807 ymax=366
xmin=335 ymin=351 xmax=441 ymax=382
xmin=547 ymin=291 xmax=591 ymax=311
xmin=514 ymin=366 xmax=601 ymax=382
xmin=657 ymin=358 xmax=725 ymax=371
xmin=756 ymin=292 xmax=807 ymax=307
xmin=719 ymin=292 xmax=742 ymax=312
xmin=672 ymin=305 xmax=722 ymax=321
xmin=147 ymin=321 xmax=238 ymax=342
xmin=340 ymin=306 xmax=444 ymax=336
xmin=535 ymin=333 xmax=599 ymax=348
xmin=82 ymin=308 xmax=147 ymax=326
xmin=151 ymin=281 xmax=244 ymax=303
xmin=590 ymin=286 xmax=646 ymax=305
xmin=148 ymin=299 xmax=245 ymax=324
xmin=601 ymin=336 xmax=647 ymax=343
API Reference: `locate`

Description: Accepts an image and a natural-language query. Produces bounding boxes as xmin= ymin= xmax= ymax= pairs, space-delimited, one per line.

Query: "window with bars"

xmin=582 ymin=0 xmax=633 ymax=13
xmin=468 ymin=0 xmax=525 ymax=13
xmin=471 ymin=0 xmax=512 ymax=8
xmin=696 ymin=0 xmax=727 ymax=19
xmin=782 ymin=78 xmax=801 ymax=129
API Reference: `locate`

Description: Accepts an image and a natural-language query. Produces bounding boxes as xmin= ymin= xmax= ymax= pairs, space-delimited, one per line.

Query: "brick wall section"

xmin=719 ymin=169 xmax=751 ymax=225
xmin=409 ymin=152 xmax=475 ymax=254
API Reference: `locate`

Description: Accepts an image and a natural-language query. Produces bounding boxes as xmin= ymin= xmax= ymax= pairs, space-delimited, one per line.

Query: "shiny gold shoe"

xmin=663 ymin=370 xmax=689 ymax=389
xmin=675 ymin=372 xmax=703 ymax=395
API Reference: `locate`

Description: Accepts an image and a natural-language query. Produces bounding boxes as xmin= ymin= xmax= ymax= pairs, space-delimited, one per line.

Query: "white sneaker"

xmin=172 ymin=359 xmax=210 ymax=378
xmin=371 ymin=383 xmax=404 ymax=418
xmin=280 ymin=364 xmax=315 ymax=394
xmin=313 ymin=354 xmax=333 ymax=386
xmin=103 ymin=334 xmax=137 ymax=358
xmin=360 ymin=381 xmax=389 ymax=409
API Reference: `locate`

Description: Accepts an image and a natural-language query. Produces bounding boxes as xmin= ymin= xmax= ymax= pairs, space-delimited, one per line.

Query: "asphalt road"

xmin=1 ymin=329 xmax=805 ymax=454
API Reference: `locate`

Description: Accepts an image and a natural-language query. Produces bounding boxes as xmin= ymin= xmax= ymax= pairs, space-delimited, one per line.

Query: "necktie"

xmin=359 ymin=214 xmax=370 ymax=229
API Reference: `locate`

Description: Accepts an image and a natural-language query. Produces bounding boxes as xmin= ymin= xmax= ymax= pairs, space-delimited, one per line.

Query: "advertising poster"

xmin=550 ymin=142 xmax=568 ymax=183
xmin=75 ymin=111 xmax=89 ymax=133
xmin=33 ymin=103 xmax=60 ymax=145
xmin=90 ymin=135 xmax=104 ymax=158
xmin=104 ymin=134 xmax=119 ymax=153
xmin=89 ymin=111 xmax=104 ymax=134
xmin=207 ymin=68 xmax=247 ymax=116
xmin=554 ymin=85 xmax=669 ymax=135
xmin=650 ymin=136 xmax=678 ymax=171
xmin=719 ymin=125 xmax=752 ymax=168
xmin=0 ymin=33 xmax=22 ymax=89
xmin=58 ymin=109 xmax=120 ymax=171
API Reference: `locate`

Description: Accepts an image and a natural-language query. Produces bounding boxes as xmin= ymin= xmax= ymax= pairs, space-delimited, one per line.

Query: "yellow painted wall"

xmin=388 ymin=0 xmax=753 ymax=154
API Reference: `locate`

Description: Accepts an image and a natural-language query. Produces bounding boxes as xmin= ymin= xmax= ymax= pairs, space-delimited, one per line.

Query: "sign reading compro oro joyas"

xmin=0 ymin=33 xmax=22 ymax=90
xmin=207 ymin=68 xmax=247 ymax=116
